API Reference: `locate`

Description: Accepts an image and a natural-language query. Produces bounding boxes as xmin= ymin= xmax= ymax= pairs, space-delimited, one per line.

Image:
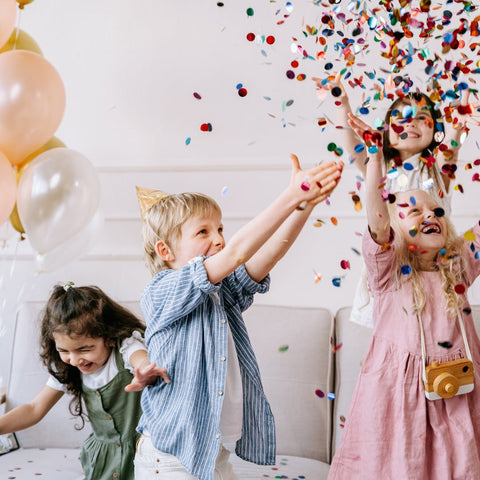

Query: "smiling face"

xmin=167 ymin=213 xmax=225 ymax=270
xmin=388 ymin=101 xmax=435 ymax=160
xmin=53 ymin=331 xmax=112 ymax=375
xmin=391 ymin=190 xmax=448 ymax=260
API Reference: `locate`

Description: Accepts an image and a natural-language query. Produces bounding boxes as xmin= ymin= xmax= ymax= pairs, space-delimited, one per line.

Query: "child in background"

xmin=0 ymin=283 xmax=169 ymax=480
xmin=328 ymin=112 xmax=480 ymax=479
xmin=134 ymin=156 xmax=343 ymax=480
xmin=312 ymin=74 xmax=480 ymax=327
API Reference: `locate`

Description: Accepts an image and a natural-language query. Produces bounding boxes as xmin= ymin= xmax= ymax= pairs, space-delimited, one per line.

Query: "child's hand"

xmin=347 ymin=112 xmax=383 ymax=162
xmin=445 ymin=90 xmax=480 ymax=129
xmin=312 ymin=72 xmax=347 ymax=101
xmin=307 ymin=160 xmax=344 ymax=206
xmin=289 ymin=154 xmax=342 ymax=206
xmin=125 ymin=362 xmax=170 ymax=392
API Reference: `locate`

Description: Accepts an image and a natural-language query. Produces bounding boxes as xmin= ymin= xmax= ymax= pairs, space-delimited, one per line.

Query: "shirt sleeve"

xmin=362 ymin=226 xmax=397 ymax=295
xmin=46 ymin=375 xmax=67 ymax=393
xmin=141 ymin=256 xmax=218 ymax=331
xmin=223 ymin=264 xmax=270 ymax=312
xmin=119 ymin=331 xmax=147 ymax=373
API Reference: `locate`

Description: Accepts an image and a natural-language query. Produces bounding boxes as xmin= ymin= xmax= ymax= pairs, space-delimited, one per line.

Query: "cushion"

xmin=243 ymin=304 xmax=334 ymax=462
xmin=331 ymin=306 xmax=372 ymax=456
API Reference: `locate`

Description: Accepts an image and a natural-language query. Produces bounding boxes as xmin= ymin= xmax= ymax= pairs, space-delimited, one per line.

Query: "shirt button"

xmin=112 ymin=473 xmax=118 ymax=478
xmin=220 ymin=356 xmax=226 ymax=362
xmin=220 ymin=318 xmax=226 ymax=324
xmin=215 ymin=433 xmax=220 ymax=439
xmin=217 ymin=390 xmax=223 ymax=396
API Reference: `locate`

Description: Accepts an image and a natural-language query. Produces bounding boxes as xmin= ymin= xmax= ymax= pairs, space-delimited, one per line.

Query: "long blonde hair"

xmin=388 ymin=206 xmax=468 ymax=317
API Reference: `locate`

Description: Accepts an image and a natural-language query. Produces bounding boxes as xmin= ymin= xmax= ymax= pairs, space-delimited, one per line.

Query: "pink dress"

xmin=328 ymin=221 xmax=480 ymax=480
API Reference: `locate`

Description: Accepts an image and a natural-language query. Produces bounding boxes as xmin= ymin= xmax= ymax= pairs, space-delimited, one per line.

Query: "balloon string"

xmin=13 ymin=6 xmax=23 ymax=50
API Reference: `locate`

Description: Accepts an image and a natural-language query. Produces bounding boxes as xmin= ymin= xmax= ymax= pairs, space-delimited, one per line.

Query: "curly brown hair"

xmin=40 ymin=284 xmax=145 ymax=428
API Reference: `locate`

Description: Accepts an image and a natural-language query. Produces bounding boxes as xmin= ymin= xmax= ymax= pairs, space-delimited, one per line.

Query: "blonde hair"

xmin=142 ymin=192 xmax=222 ymax=275
xmin=388 ymin=203 xmax=468 ymax=317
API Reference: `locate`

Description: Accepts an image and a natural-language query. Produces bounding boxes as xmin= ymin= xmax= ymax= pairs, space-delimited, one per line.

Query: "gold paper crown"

xmin=136 ymin=186 xmax=169 ymax=220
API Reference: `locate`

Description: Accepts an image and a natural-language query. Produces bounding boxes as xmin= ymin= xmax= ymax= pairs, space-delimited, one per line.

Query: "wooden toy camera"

xmin=424 ymin=358 xmax=474 ymax=400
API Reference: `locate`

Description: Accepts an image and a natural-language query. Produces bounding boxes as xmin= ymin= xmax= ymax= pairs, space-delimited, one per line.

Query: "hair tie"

xmin=63 ymin=281 xmax=75 ymax=292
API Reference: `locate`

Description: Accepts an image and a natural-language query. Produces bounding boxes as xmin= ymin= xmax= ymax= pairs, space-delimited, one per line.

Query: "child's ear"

xmin=155 ymin=240 xmax=174 ymax=262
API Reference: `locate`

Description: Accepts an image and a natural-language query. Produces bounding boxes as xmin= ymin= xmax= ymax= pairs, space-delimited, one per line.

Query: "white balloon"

xmin=35 ymin=210 xmax=104 ymax=273
xmin=17 ymin=148 xmax=100 ymax=254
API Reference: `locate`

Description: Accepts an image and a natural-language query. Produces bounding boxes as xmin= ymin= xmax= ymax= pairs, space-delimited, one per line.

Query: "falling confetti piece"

xmin=221 ymin=186 xmax=228 ymax=196
xmin=331 ymin=217 xmax=338 ymax=226
xmin=438 ymin=341 xmax=453 ymax=348
xmin=401 ymin=264 xmax=412 ymax=275
xmin=278 ymin=345 xmax=289 ymax=353
xmin=315 ymin=389 xmax=325 ymax=398
xmin=185 ymin=137 xmax=191 ymax=146
xmin=454 ymin=284 xmax=466 ymax=295
xmin=340 ymin=260 xmax=351 ymax=270
xmin=464 ymin=231 xmax=476 ymax=242
xmin=200 ymin=123 xmax=213 ymax=132
xmin=193 ymin=92 xmax=201 ymax=100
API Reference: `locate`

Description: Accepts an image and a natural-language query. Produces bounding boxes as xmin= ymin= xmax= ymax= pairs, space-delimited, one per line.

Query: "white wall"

xmin=1 ymin=0 xmax=479 ymax=386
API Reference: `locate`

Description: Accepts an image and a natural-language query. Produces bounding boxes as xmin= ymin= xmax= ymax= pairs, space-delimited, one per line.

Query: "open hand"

xmin=290 ymin=154 xmax=343 ymax=206
xmin=445 ymin=90 xmax=480 ymax=128
xmin=312 ymin=72 xmax=347 ymax=101
xmin=125 ymin=362 xmax=170 ymax=392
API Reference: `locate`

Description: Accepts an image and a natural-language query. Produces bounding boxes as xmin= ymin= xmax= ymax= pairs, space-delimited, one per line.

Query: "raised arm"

xmin=0 ymin=386 xmax=63 ymax=435
xmin=348 ymin=112 xmax=391 ymax=245
xmin=203 ymin=156 xmax=342 ymax=284
xmin=439 ymin=90 xmax=480 ymax=191
xmin=245 ymin=158 xmax=343 ymax=281
xmin=312 ymin=73 xmax=367 ymax=176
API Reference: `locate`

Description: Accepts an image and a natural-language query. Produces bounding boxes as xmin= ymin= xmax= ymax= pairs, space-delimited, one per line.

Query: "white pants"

xmin=134 ymin=433 xmax=239 ymax=480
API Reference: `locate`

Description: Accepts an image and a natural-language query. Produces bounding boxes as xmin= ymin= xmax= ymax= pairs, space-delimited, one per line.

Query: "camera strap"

xmin=417 ymin=306 xmax=472 ymax=383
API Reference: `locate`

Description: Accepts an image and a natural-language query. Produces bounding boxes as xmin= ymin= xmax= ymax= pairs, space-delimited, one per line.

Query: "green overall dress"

xmin=80 ymin=346 xmax=142 ymax=480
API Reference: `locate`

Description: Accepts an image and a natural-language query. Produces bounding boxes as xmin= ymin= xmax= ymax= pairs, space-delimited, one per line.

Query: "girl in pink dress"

xmin=328 ymin=112 xmax=480 ymax=479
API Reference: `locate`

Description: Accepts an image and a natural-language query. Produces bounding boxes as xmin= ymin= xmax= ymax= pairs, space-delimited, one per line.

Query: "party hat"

xmin=136 ymin=186 xmax=169 ymax=220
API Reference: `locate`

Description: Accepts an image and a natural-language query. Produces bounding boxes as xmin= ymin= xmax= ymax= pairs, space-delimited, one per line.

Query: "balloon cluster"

xmin=0 ymin=0 xmax=101 ymax=272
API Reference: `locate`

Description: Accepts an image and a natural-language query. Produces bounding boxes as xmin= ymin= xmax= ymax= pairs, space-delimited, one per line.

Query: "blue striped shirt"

xmin=137 ymin=257 xmax=276 ymax=480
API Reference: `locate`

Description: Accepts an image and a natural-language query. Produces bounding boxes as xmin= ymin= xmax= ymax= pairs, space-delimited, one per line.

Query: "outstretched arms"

xmin=0 ymin=386 xmax=63 ymax=435
xmin=203 ymin=156 xmax=343 ymax=284
xmin=245 ymin=157 xmax=343 ymax=282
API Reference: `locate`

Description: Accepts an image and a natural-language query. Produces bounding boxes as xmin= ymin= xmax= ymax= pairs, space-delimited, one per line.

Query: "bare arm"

xmin=0 ymin=386 xmax=63 ymax=435
xmin=245 ymin=159 xmax=343 ymax=281
xmin=203 ymin=156 xmax=341 ymax=285
xmin=438 ymin=91 xmax=480 ymax=192
xmin=125 ymin=349 xmax=170 ymax=392
xmin=312 ymin=73 xmax=367 ymax=176
xmin=348 ymin=113 xmax=390 ymax=245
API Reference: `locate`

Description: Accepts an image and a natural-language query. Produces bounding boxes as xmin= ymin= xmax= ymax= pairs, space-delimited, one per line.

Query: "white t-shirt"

xmin=46 ymin=331 xmax=147 ymax=391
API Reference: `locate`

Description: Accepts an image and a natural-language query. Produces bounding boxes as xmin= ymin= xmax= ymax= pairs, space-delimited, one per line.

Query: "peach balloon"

xmin=0 ymin=0 xmax=17 ymax=50
xmin=10 ymin=136 xmax=66 ymax=234
xmin=0 ymin=151 xmax=16 ymax=226
xmin=0 ymin=50 xmax=66 ymax=165
xmin=0 ymin=28 xmax=43 ymax=55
